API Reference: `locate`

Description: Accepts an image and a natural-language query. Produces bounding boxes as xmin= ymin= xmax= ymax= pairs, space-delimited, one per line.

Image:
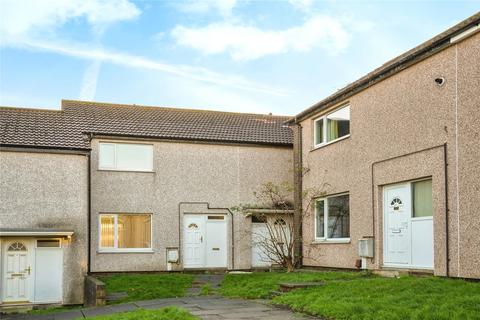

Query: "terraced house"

xmin=0 ymin=101 xmax=293 ymax=306
xmin=289 ymin=12 xmax=480 ymax=279
xmin=0 ymin=11 xmax=479 ymax=309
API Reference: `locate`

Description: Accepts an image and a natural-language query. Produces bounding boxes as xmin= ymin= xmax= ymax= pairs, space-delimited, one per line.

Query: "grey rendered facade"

xmin=0 ymin=151 xmax=88 ymax=304
xmin=89 ymin=138 xmax=292 ymax=272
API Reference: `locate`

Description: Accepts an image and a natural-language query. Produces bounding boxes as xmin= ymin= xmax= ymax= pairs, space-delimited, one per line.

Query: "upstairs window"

xmin=99 ymin=142 xmax=153 ymax=171
xmin=314 ymin=105 xmax=350 ymax=147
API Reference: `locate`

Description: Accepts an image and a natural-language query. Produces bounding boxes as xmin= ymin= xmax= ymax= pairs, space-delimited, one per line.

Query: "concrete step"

xmin=0 ymin=304 xmax=33 ymax=314
xmin=279 ymin=281 xmax=325 ymax=292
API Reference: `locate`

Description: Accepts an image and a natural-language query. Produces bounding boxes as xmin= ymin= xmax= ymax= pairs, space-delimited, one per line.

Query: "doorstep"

xmin=376 ymin=267 xmax=434 ymax=278
xmin=0 ymin=303 xmax=33 ymax=314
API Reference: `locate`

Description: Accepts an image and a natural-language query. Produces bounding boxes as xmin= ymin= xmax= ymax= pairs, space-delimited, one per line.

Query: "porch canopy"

xmin=0 ymin=228 xmax=74 ymax=237
xmin=244 ymin=209 xmax=294 ymax=217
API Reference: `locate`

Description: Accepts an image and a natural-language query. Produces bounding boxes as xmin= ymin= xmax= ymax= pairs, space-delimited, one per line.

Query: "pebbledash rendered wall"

xmin=299 ymin=32 xmax=480 ymax=279
xmin=89 ymin=138 xmax=293 ymax=272
xmin=0 ymin=151 xmax=89 ymax=303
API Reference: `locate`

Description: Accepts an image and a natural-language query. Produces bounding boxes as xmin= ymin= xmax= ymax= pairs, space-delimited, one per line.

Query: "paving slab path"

xmin=1 ymin=296 xmax=316 ymax=320
xmin=188 ymin=274 xmax=225 ymax=296
xmin=2 ymin=274 xmax=317 ymax=320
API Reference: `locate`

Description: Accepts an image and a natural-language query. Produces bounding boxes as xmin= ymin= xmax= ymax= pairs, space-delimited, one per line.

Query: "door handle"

xmin=200 ymin=236 xmax=203 ymax=243
xmin=25 ymin=266 xmax=31 ymax=275
xmin=391 ymin=229 xmax=401 ymax=233
xmin=11 ymin=273 xmax=23 ymax=277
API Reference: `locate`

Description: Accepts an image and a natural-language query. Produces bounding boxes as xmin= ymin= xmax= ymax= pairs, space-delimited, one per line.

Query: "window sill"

xmin=312 ymin=238 xmax=351 ymax=244
xmin=98 ymin=168 xmax=155 ymax=173
xmin=98 ymin=249 xmax=154 ymax=253
xmin=311 ymin=135 xmax=350 ymax=152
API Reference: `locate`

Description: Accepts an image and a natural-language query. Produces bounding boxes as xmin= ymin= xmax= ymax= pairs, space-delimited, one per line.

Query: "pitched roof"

xmin=288 ymin=11 xmax=480 ymax=123
xmin=0 ymin=100 xmax=293 ymax=150
xmin=0 ymin=107 xmax=89 ymax=150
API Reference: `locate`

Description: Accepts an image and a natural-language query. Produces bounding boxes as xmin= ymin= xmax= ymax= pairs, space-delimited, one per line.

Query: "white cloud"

xmin=3 ymin=38 xmax=289 ymax=96
xmin=0 ymin=0 xmax=140 ymax=37
xmin=173 ymin=0 xmax=238 ymax=17
xmin=288 ymin=0 xmax=314 ymax=11
xmin=79 ymin=60 xmax=102 ymax=100
xmin=171 ymin=15 xmax=350 ymax=61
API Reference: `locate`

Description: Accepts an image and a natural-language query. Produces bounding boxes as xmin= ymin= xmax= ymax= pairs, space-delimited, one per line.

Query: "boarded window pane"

xmin=316 ymin=200 xmax=325 ymax=238
xmin=99 ymin=143 xmax=115 ymax=168
xmin=327 ymin=194 xmax=350 ymax=238
xmin=413 ymin=179 xmax=433 ymax=217
xmin=326 ymin=106 xmax=350 ymax=142
xmin=118 ymin=215 xmax=151 ymax=248
xmin=100 ymin=216 xmax=115 ymax=248
xmin=315 ymin=118 xmax=324 ymax=145
xmin=116 ymin=144 xmax=153 ymax=171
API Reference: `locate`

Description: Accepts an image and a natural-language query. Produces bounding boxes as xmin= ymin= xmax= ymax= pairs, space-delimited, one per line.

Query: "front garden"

xmin=221 ymin=271 xmax=480 ymax=320
xmin=25 ymin=271 xmax=480 ymax=319
xmin=98 ymin=273 xmax=194 ymax=304
xmin=77 ymin=307 xmax=197 ymax=320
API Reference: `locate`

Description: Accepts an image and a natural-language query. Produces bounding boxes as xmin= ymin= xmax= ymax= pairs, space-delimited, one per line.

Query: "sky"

xmin=0 ymin=1 xmax=478 ymax=116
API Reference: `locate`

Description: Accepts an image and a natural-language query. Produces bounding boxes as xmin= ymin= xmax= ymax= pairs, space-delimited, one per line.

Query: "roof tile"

xmin=0 ymin=100 xmax=293 ymax=150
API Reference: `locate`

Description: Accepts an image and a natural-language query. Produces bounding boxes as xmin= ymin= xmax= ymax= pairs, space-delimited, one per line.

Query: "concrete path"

xmin=2 ymin=274 xmax=316 ymax=320
xmin=187 ymin=274 xmax=225 ymax=296
xmin=1 ymin=296 xmax=316 ymax=320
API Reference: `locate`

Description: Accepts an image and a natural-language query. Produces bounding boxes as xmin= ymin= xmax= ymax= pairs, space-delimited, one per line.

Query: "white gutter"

xmin=450 ymin=24 xmax=480 ymax=43
xmin=0 ymin=231 xmax=74 ymax=237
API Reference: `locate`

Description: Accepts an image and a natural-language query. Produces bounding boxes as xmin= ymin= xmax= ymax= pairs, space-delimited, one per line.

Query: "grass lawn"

xmin=274 ymin=275 xmax=480 ymax=320
xmin=29 ymin=305 xmax=82 ymax=315
xmin=98 ymin=273 xmax=194 ymax=304
xmin=220 ymin=271 xmax=370 ymax=299
xmin=221 ymin=271 xmax=480 ymax=320
xmin=79 ymin=307 xmax=198 ymax=319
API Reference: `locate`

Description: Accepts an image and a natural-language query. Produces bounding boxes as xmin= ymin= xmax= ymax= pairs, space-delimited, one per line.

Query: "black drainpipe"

xmin=371 ymin=144 xmax=449 ymax=275
xmin=443 ymin=143 xmax=450 ymax=277
xmin=178 ymin=202 xmax=235 ymax=270
xmin=87 ymin=151 xmax=92 ymax=274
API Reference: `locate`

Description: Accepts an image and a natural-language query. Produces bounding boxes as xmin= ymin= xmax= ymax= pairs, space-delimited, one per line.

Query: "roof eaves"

xmin=0 ymin=144 xmax=91 ymax=153
xmin=85 ymin=132 xmax=293 ymax=147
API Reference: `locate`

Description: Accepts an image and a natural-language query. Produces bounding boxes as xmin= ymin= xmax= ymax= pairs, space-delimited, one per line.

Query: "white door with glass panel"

xmin=183 ymin=214 xmax=227 ymax=268
xmin=383 ymin=179 xmax=434 ymax=269
xmin=3 ymin=241 xmax=32 ymax=302
xmin=34 ymin=239 xmax=63 ymax=303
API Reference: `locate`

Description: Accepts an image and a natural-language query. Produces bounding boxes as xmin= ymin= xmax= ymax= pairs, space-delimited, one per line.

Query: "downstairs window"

xmin=315 ymin=193 xmax=350 ymax=240
xmin=99 ymin=214 xmax=152 ymax=252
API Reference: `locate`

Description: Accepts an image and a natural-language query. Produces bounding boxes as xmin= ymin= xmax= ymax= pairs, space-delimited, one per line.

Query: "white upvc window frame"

xmin=314 ymin=193 xmax=350 ymax=243
xmin=98 ymin=213 xmax=153 ymax=253
xmin=98 ymin=142 xmax=154 ymax=172
xmin=313 ymin=105 xmax=350 ymax=149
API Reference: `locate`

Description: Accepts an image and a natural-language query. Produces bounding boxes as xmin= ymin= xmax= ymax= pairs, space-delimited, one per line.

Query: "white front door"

xmin=384 ymin=183 xmax=411 ymax=265
xmin=183 ymin=214 xmax=227 ymax=268
xmin=251 ymin=223 xmax=271 ymax=267
xmin=183 ymin=216 xmax=205 ymax=268
xmin=2 ymin=240 xmax=33 ymax=303
xmin=205 ymin=217 xmax=227 ymax=268
xmin=383 ymin=181 xmax=434 ymax=269
xmin=34 ymin=240 xmax=63 ymax=303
